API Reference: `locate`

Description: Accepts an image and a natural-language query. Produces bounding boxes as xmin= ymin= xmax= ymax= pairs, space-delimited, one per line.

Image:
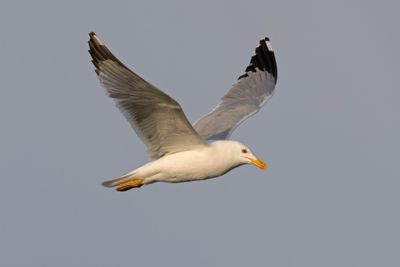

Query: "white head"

xmin=212 ymin=140 xmax=267 ymax=170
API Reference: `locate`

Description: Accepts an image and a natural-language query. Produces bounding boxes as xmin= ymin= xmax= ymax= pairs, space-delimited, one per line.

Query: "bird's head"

xmin=214 ymin=140 xmax=267 ymax=170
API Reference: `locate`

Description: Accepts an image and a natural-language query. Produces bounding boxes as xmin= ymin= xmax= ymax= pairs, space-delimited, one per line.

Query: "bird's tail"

xmin=102 ymin=172 xmax=144 ymax=191
xmin=102 ymin=175 xmax=132 ymax=187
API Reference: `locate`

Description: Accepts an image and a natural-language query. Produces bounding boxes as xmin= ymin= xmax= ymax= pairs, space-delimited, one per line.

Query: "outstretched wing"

xmin=193 ymin=37 xmax=278 ymax=140
xmin=88 ymin=32 xmax=206 ymax=160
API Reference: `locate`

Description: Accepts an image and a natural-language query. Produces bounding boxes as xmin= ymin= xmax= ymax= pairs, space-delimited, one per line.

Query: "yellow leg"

xmin=116 ymin=179 xmax=144 ymax=192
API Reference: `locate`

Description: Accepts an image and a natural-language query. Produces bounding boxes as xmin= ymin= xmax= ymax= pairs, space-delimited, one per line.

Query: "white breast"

xmin=141 ymin=144 xmax=238 ymax=184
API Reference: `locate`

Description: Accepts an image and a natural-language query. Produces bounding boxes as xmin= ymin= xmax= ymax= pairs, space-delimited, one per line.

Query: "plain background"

xmin=1 ymin=0 xmax=399 ymax=266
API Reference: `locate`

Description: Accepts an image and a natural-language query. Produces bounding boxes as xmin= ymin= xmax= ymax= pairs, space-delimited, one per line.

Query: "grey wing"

xmin=88 ymin=32 xmax=206 ymax=160
xmin=193 ymin=37 xmax=278 ymax=140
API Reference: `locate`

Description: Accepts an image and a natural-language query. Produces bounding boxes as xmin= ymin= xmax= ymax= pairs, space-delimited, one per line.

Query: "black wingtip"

xmin=88 ymin=32 xmax=131 ymax=74
xmin=238 ymin=37 xmax=277 ymax=83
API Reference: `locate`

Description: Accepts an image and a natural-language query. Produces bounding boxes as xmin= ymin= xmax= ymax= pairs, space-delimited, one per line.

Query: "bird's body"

xmin=88 ymin=32 xmax=277 ymax=191
xmin=102 ymin=141 xmax=266 ymax=190
xmin=139 ymin=142 xmax=237 ymax=184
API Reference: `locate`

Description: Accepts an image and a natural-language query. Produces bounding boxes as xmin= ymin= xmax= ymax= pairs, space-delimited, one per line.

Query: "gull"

xmin=88 ymin=32 xmax=277 ymax=191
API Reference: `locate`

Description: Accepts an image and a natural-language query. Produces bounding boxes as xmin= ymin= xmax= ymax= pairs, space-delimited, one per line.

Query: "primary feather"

xmin=193 ymin=38 xmax=277 ymax=140
xmin=88 ymin=32 xmax=206 ymax=160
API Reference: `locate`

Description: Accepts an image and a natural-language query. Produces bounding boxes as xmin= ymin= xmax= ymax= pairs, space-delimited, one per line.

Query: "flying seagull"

xmin=88 ymin=32 xmax=277 ymax=191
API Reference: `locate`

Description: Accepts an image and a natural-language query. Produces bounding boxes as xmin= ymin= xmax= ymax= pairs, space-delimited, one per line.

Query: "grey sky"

xmin=1 ymin=0 xmax=399 ymax=266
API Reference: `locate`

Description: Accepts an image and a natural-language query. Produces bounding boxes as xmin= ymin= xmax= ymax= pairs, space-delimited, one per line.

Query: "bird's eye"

xmin=242 ymin=149 xmax=248 ymax=153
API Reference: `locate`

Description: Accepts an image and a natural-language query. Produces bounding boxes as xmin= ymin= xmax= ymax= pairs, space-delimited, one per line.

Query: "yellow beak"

xmin=249 ymin=158 xmax=268 ymax=170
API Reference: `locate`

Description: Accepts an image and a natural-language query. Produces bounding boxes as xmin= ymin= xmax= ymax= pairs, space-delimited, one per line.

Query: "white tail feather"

xmin=101 ymin=172 xmax=136 ymax=187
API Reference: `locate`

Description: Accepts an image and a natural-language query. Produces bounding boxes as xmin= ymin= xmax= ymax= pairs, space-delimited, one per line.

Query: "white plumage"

xmin=88 ymin=32 xmax=277 ymax=191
